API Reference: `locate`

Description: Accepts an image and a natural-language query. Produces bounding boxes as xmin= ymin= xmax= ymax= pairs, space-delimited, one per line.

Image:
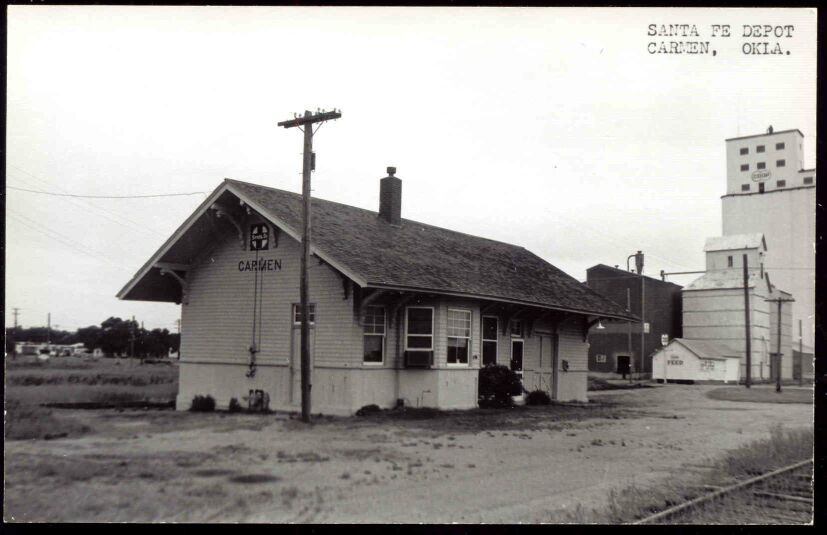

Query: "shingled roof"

xmin=119 ymin=178 xmax=635 ymax=321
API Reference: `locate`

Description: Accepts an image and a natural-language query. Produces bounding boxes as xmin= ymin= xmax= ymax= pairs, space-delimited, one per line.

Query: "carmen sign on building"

xmin=250 ymin=223 xmax=270 ymax=251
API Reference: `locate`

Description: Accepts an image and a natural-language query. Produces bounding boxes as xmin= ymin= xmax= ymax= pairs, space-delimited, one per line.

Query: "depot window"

xmin=510 ymin=319 xmax=523 ymax=338
xmin=292 ymin=303 xmax=316 ymax=325
xmin=405 ymin=307 xmax=434 ymax=350
xmin=776 ymin=159 xmax=786 ymax=168
xmin=739 ymin=147 xmax=748 ymax=155
xmin=741 ymin=184 xmax=750 ymax=192
xmin=756 ymin=145 xmax=765 ymax=153
xmin=482 ymin=316 xmax=498 ymax=366
xmin=776 ymin=142 xmax=785 ymax=150
xmin=363 ymin=306 xmax=385 ymax=364
xmin=757 ymin=162 xmax=766 ymax=170
xmin=447 ymin=308 xmax=472 ymax=365
xmin=740 ymin=164 xmax=749 ymax=172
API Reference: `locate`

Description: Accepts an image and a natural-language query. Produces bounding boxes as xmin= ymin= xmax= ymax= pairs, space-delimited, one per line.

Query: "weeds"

xmin=4 ymin=401 xmax=91 ymax=440
xmin=190 ymin=395 xmax=216 ymax=412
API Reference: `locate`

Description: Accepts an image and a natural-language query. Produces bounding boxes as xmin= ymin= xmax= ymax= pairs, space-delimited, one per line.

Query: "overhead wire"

xmin=7 ymin=168 xmax=168 ymax=240
xmin=8 ymin=185 xmax=207 ymax=199
xmin=7 ymin=210 xmax=128 ymax=268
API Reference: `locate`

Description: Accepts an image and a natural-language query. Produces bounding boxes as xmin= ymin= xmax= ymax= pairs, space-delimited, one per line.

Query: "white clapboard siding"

xmin=181 ymin=217 xmax=361 ymax=367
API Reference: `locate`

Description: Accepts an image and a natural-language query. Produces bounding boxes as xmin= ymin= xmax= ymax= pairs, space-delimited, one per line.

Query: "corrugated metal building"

xmin=683 ymin=234 xmax=793 ymax=381
xmin=119 ymin=168 xmax=635 ymax=414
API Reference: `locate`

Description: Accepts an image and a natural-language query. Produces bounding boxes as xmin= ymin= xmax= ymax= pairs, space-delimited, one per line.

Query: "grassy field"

xmin=5 ymin=355 xmax=178 ymax=440
xmin=705 ymin=386 xmax=813 ymax=404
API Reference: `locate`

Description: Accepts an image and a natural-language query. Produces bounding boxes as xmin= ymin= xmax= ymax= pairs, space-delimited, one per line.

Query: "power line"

xmin=7 ymin=165 xmax=170 ymax=239
xmin=8 ymin=185 xmax=208 ymax=199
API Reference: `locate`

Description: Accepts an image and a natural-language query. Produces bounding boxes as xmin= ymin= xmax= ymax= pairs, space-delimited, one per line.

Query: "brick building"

xmin=585 ymin=264 xmax=682 ymax=377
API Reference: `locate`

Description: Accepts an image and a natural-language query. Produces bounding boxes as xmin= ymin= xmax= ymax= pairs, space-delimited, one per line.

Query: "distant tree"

xmin=76 ymin=325 xmax=103 ymax=351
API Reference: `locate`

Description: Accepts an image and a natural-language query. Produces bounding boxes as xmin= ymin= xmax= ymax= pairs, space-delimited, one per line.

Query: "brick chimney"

xmin=379 ymin=166 xmax=402 ymax=226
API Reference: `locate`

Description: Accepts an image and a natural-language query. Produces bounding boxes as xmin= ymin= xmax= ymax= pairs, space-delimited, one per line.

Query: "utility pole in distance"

xmin=11 ymin=308 xmax=20 ymax=358
xmin=766 ymin=294 xmax=795 ymax=393
xmin=742 ymin=254 xmax=751 ymax=388
xmin=278 ymin=108 xmax=342 ymax=423
xmin=130 ymin=315 xmax=136 ymax=362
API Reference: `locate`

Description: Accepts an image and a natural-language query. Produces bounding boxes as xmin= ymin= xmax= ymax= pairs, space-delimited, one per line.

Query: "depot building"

xmin=119 ymin=168 xmax=634 ymax=414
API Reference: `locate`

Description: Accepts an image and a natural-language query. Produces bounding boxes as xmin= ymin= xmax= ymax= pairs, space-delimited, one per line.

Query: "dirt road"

xmin=4 ymin=384 xmax=812 ymax=523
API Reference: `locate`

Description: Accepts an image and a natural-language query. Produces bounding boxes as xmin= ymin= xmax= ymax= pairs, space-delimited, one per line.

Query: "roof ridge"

xmin=226 ymin=177 xmax=526 ymax=249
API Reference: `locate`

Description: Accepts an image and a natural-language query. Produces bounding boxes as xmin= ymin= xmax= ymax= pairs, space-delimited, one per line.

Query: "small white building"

xmin=652 ymin=338 xmax=740 ymax=384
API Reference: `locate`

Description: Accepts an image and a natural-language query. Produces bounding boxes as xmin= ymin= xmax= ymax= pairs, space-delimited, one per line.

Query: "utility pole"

xmin=278 ymin=108 xmax=342 ymax=423
xmin=47 ymin=312 xmax=51 ymax=345
xmin=627 ymin=251 xmax=644 ymax=380
xmin=626 ymin=288 xmax=632 ymax=384
xmin=743 ymin=254 xmax=751 ymax=388
xmin=798 ymin=320 xmax=803 ymax=387
xmin=639 ymin=255 xmax=645 ymax=380
xmin=766 ymin=295 xmax=795 ymax=393
xmin=11 ymin=307 xmax=20 ymax=358
xmin=130 ymin=315 xmax=136 ymax=362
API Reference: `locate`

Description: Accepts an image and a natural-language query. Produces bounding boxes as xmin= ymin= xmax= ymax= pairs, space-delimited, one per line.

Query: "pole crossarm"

xmin=278 ymin=110 xmax=341 ymax=129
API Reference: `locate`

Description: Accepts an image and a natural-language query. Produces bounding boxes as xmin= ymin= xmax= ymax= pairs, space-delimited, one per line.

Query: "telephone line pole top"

xmin=278 ymin=109 xmax=342 ymax=129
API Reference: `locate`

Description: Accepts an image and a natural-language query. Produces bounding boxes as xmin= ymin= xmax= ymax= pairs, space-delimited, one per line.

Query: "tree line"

xmin=6 ymin=316 xmax=180 ymax=358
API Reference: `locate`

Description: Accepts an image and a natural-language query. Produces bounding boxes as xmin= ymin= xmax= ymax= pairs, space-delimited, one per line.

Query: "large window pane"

xmin=407 ymin=308 xmax=433 ymax=335
xmin=447 ymin=309 xmax=471 ymax=337
xmin=482 ymin=317 xmax=498 ymax=341
xmin=363 ymin=335 xmax=383 ymax=363
xmin=447 ymin=338 xmax=469 ymax=364
xmin=364 ymin=306 xmax=385 ymax=335
xmin=482 ymin=340 xmax=497 ymax=366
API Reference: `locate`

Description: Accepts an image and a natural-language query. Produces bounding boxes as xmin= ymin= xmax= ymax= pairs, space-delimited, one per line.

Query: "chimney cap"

xmin=386 ymin=166 xmax=396 ymax=177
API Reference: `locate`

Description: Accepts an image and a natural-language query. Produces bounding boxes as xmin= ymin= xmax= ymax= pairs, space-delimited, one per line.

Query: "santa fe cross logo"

xmin=250 ymin=223 xmax=269 ymax=251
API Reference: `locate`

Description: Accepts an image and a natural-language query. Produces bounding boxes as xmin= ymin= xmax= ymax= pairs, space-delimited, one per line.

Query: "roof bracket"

xmin=342 ymin=278 xmax=351 ymax=301
xmin=210 ymin=203 xmax=245 ymax=250
xmin=502 ymin=306 xmax=528 ymax=335
xmin=583 ymin=316 xmax=603 ymax=342
xmin=388 ymin=293 xmax=416 ymax=327
xmin=159 ymin=267 xmax=189 ymax=305
xmin=357 ymin=289 xmax=387 ymax=325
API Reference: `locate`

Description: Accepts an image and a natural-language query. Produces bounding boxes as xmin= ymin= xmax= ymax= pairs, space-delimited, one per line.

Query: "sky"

xmin=5 ymin=6 xmax=817 ymax=331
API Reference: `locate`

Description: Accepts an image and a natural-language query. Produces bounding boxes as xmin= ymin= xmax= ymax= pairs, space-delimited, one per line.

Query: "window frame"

xmin=740 ymin=164 xmax=749 ymax=172
xmin=741 ymin=184 xmax=750 ymax=192
xmin=362 ymin=305 xmax=386 ymax=365
xmin=481 ymin=315 xmax=499 ymax=366
xmin=803 ymin=176 xmax=814 ymax=185
xmin=756 ymin=145 xmax=765 ymax=153
xmin=510 ymin=319 xmax=523 ymax=338
xmin=757 ymin=162 xmax=766 ymax=170
xmin=727 ymin=255 xmax=733 ymax=268
xmin=292 ymin=303 xmax=316 ymax=326
xmin=739 ymin=147 xmax=748 ymax=155
xmin=446 ymin=308 xmax=472 ymax=367
xmin=776 ymin=159 xmax=786 ymax=168
xmin=405 ymin=306 xmax=434 ymax=351
xmin=776 ymin=142 xmax=785 ymax=150
xmin=776 ymin=180 xmax=786 ymax=188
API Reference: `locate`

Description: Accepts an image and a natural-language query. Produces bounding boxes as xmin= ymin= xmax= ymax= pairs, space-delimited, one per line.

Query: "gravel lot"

xmin=4 ymin=384 xmax=813 ymax=523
